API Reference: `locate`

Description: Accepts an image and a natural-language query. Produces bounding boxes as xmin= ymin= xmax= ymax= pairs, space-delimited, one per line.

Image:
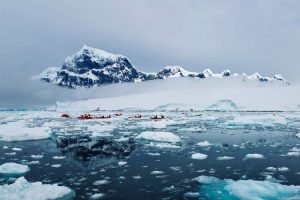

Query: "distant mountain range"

xmin=35 ymin=45 xmax=290 ymax=88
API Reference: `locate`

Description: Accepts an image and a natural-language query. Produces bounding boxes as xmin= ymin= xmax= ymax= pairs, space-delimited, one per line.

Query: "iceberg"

xmin=0 ymin=177 xmax=75 ymax=200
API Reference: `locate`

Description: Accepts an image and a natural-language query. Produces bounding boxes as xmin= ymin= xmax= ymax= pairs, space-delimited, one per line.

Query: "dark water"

xmin=0 ymin=111 xmax=300 ymax=199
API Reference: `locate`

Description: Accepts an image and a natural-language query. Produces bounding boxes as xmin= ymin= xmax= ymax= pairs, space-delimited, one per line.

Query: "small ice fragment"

xmin=148 ymin=152 xmax=160 ymax=156
xmin=52 ymin=156 xmax=65 ymax=160
xmin=150 ymin=171 xmax=164 ymax=175
xmin=51 ymin=164 xmax=61 ymax=168
xmin=266 ymin=167 xmax=277 ymax=172
xmin=31 ymin=155 xmax=44 ymax=159
xmin=118 ymin=161 xmax=127 ymax=166
xmin=278 ymin=167 xmax=289 ymax=172
xmin=216 ymin=156 xmax=235 ymax=161
xmin=244 ymin=153 xmax=265 ymax=160
xmin=90 ymin=193 xmax=105 ymax=199
xmin=132 ymin=175 xmax=142 ymax=179
xmin=93 ymin=180 xmax=110 ymax=185
xmin=196 ymin=141 xmax=211 ymax=147
xmin=12 ymin=148 xmax=22 ymax=151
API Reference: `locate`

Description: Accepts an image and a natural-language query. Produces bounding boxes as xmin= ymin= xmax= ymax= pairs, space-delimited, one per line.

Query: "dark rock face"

xmin=37 ymin=45 xmax=290 ymax=88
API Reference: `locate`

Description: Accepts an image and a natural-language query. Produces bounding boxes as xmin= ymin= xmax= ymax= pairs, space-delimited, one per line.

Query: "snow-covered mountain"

xmin=36 ymin=45 xmax=290 ymax=88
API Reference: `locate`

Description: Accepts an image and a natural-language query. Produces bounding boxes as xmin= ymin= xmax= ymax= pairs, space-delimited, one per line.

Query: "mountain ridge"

xmin=35 ymin=45 xmax=290 ymax=88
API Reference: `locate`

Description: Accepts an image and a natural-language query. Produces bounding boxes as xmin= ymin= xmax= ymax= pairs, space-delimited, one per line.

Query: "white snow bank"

xmin=195 ymin=175 xmax=300 ymax=200
xmin=244 ymin=153 xmax=265 ymax=160
xmin=135 ymin=131 xmax=180 ymax=143
xmin=191 ymin=153 xmax=207 ymax=160
xmin=0 ymin=120 xmax=50 ymax=141
xmin=0 ymin=177 xmax=75 ymax=200
xmin=0 ymin=163 xmax=30 ymax=175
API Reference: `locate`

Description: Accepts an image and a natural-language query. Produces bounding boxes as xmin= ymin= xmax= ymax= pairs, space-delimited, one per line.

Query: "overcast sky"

xmin=0 ymin=0 xmax=300 ymax=108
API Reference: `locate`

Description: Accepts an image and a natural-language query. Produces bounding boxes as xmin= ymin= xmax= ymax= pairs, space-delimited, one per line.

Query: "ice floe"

xmin=196 ymin=175 xmax=300 ymax=200
xmin=135 ymin=131 xmax=180 ymax=143
xmin=0 ymin=120 xmax=50 ymax=141
xmin=0 ymin=177 xmax=75 ymax=200
xmin=0 ymin=163 xmax=30 ymax=176
xmin=191 ymin=153 xmax=208 ymax=160
xmin=225 ymin=114 xmax=287 ymax=126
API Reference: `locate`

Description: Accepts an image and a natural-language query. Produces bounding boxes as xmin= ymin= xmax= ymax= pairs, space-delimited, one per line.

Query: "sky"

xmin=0 ymin=0 xmax=300 ymax=108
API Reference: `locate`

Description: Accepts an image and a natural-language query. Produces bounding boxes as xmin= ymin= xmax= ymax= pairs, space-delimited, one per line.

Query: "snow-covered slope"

xmin=36 ymin=46 xmax=290 ymax=88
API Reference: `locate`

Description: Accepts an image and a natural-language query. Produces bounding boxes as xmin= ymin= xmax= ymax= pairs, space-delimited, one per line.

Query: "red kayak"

xmin=114 ymin=113 xmax=122 ymax=116
xmin=95 ymin=115 xmax=111 ymax=119
xmin=61 ymin=114 xmax=70 ymax=118
xmin=128 ymin=115 xmax=142 ymax=119
xmin=150 ymin=115 xmax=165 ymax=120
xmin=77 ymin=114 xmax=93 ymax=120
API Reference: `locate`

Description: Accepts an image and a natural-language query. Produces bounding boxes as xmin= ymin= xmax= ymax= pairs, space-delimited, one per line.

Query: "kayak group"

xmin=61 ymin=113 xmax=165 ymax=120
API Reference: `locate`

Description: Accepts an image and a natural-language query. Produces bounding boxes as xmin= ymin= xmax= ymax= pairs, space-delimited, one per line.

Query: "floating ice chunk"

xmin=0 ymin=163 xmax=30 ymax=176
xmin=91 ymin=132 xmax=112 ymax=138
xmin=90 ymin=193 xmax=105 ymax=199
xmin=184 ymin=192 xmax=200 ymax=198
xmin=195 ymin=175 xmax=300 ymax=200
xmin=0 ymin=120 xmax=50 ymax=141
xmin=52 ymin=156 xmax=65 ymax=160
xmin=244 ymin=153 xmax=265 ymax=160
xmin=278 ymin=167 xmax=289 ymax=172
xmin=196 ymin=141 xmax=211 ymax=147
xmin=5 ymin=152 xmax=16 ymax=156
xmin=31 ymin=155 xmax=44 ymax=159
xmin=287 ymin=147 xmax=300 ymax=157
xmin=148 ymin=152 xmax=161 ymax=156
xmin=195 ymin=175 xmax=219 ymax=184
xmin=51 ymin=164 xmax=61 ymax=168
xmin=191 ymin=153 xmax=207 ymax=160
xmin=132 ymin=175 xmax=142 ymax=179
xmin=216 ymin=156 xmax=235 ymax=161
xmin=150 ymin=171 xmax=164 ymax=175
xmin=296 ymin=132 xmax=300 ymax=138
xmin=180 ymin=126 xmax=205 ymax=132
xmin=225 ymin=114 xmax=287 ymax=126
xmin=2 ymin=146 xmax=8 ymax=149
xmin=118 ymin=161 xmax=127 ymax=166
xmin=136 ymin=131 xmax=180 ymax=143
xmin=24 ymin=161 xmax=40 ymax=165
xmin=12 ymin=148 xmax=22 ymax=151
xmin=93 ymin=180 xmax=110 ymax=185
xmin=0 ymin=177 xmax=75 ymax=200
xmin=266 ymin=167 xmax=277 ymax=172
